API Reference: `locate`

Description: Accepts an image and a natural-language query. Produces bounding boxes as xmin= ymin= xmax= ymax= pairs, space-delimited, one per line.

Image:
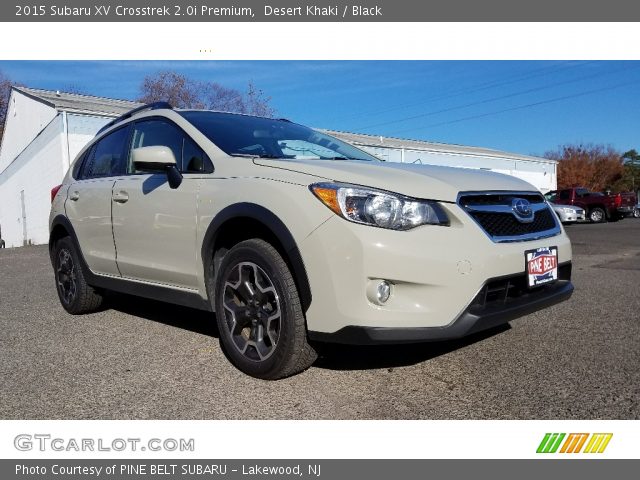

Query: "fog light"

xmin=376 ymin=280 xmax=391 ymax=303
xmin=366 ymin=279 xmax=393 ymax=305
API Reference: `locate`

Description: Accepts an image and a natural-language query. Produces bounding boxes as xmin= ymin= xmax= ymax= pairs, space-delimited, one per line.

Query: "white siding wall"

xmin=0 ymin=90 xmax=57 ymax=173
xmin=0 ymin=115 xmax=65 ymax=247
xmin=66 ymin=114 xmax=110 ymax=162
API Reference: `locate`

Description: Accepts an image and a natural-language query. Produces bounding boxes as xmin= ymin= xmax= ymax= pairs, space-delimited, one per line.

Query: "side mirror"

xmin=132 ymin=146 xmax=183 ymax=189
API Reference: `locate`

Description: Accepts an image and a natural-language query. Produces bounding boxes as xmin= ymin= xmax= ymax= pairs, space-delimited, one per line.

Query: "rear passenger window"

xmin=559 ymin=190 xmax=570 ymax=200
xmin=83 ymin=127 xmax=129 ymax=179
xmin=73 ymin=147 xmax=93 ymax=179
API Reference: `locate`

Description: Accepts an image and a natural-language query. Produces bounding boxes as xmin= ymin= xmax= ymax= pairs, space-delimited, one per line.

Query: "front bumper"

xmin=300 ymin=202 xmax=573 ymax=339
xmin=309 ymin=265 xmax=573 ymax=344
xmin=557 ymin=210 xmax=585 ymax=223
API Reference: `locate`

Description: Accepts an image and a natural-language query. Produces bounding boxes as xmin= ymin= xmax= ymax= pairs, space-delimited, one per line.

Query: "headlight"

xmin=310 ymin=182 xmax=449 ymax=230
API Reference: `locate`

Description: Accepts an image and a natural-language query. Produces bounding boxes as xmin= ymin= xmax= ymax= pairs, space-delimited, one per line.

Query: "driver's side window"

xmin=128 ymin=119 xmax=183 ymax=174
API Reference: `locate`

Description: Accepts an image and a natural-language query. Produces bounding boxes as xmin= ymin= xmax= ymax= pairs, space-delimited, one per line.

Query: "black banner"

xmin=3 ymin=459 xmax=639 ymax=479
xmin=5 ymin=0 xmax=640 ymax=22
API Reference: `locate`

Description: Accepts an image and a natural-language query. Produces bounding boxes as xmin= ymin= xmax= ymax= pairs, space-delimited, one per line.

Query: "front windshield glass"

xmin=179 ymin=111 xmax=380 ymax=162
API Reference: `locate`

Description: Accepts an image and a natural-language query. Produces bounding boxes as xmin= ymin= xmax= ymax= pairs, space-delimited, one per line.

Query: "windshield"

xmin=179 ymin=111 xmax=380 ymax=162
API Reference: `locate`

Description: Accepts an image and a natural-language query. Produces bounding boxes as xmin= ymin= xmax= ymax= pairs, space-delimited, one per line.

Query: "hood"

xmin=253 ymin=159 xmax=538 ymax=202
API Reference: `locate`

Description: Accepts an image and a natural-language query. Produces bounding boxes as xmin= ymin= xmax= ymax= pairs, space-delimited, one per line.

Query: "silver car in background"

xmin=551 ymin=203 xmax=586 ymax=224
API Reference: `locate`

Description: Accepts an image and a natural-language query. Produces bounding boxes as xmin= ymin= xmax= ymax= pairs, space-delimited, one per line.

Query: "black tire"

xmin=634 ymin=207 xmax=640 ymax=219
xmin=588 ymin=207 xmax=606 ymax=223
xmin=53 ymin=236 xmax=103 ymax=314
xmin=214 ymin=239 xmax=317 ymax=380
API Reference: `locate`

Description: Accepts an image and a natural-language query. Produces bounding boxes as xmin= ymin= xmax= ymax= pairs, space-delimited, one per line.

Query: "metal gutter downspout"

xmin=61 ymin=111 xmax=71 ymax=171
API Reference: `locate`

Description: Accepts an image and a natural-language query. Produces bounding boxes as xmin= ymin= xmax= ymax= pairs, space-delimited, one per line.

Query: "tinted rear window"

xmin=82 ymin=126 xmax=130 ymax=179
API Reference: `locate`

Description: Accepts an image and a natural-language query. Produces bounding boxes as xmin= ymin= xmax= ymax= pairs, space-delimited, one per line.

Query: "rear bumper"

xmin=309 ymin=265 xmax=573 ymax=345
xmin=617 ymin=206 xmax=634 ymax=214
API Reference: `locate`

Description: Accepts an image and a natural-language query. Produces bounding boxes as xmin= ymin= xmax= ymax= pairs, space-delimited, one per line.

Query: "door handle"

xmin=112 ymin=191 xmax=129 ymax=204
xmin=69 ymin=191 xmax=80 ymax=201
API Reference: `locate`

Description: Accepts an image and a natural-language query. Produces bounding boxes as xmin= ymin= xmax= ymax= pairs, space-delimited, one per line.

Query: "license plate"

xmin=525 ymin=246 xmax=558 ymax=287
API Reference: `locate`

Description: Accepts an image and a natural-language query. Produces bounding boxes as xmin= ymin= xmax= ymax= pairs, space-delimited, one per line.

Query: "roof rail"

xmin=97 ymin=101 xmax=173 ymax=135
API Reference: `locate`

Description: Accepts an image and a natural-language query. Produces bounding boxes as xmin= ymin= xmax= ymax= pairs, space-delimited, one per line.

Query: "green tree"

xmin=617 ymin=149 xmax=640 ymax=192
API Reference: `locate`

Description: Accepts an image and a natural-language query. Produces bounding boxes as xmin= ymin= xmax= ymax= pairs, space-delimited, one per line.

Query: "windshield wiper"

xmin=231 ymin=153 xmax=282 ymax=159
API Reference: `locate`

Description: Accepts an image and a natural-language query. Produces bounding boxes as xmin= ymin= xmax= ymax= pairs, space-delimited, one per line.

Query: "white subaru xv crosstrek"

xmin=49 ymin=102 xmax=573 ymax=379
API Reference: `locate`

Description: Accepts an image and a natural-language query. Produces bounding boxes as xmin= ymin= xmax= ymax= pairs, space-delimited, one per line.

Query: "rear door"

xmin=65 ymin=126 xmax=130 ymax=276
xmin=552 ymin=189 xmax=571 ymax=207
xmin=111 ymin=118 xmax=210 ymax=289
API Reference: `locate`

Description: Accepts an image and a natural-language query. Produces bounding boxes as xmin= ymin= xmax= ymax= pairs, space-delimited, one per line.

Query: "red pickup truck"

xmin=545 ymin=187 xmax=637 ymax=223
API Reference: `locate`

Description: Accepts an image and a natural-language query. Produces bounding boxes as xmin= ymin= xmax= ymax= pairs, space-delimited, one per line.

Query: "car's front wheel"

xmin=214 ymin=239 xmax=317 ymax=379
xmin=53 ymin=236 xmax=103 ymax=314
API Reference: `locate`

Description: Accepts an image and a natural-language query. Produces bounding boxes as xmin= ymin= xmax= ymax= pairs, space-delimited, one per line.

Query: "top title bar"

xmin=5 ymin=0 xmax=640 ymax=22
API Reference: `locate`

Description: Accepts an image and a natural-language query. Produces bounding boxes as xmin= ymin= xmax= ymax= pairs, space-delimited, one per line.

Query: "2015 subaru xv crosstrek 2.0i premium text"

xmin=49 ymin=103 xmax=574 ymax=379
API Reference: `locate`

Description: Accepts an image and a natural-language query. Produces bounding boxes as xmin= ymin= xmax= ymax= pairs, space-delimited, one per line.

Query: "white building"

xmin=0 ymin=87 xmax=139 ymax=247
xmin=326 ymin=130 xmax=557 ymax=194
xmin=0 ymin=87 xmax=557 ymax=249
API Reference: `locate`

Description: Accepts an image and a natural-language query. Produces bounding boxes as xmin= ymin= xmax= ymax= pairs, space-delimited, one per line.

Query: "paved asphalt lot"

xmin=1 ymin=220 xmax=638 ymax=419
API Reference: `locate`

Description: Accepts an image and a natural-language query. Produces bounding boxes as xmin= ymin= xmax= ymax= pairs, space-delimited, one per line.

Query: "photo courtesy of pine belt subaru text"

xmin=49 ymin=102 xmax=574 ymax=379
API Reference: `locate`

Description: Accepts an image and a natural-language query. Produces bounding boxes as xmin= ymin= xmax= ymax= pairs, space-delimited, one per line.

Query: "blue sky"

xmin=1 ymin=60 xmax=638 ymax=157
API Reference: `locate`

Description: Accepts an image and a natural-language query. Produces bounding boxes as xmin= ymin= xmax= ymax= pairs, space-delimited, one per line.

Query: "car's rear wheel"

xmin=634 ymin=207 xmax=640 ymax=219
xmin=53 ymin=236 xmax=103 ymax=314
xmin=214 ymin=239 xmax=317 ymax=379
xmin=588 ymin=207 xmax=606 ymax=223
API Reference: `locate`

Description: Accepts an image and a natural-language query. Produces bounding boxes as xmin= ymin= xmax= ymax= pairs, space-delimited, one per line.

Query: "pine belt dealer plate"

xmin=525 ymin=246 xmax=558 ymax=288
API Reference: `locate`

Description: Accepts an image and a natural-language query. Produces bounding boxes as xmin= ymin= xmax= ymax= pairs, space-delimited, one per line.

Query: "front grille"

xmin=470 ymin=209 xmax=556 ymax=237
xmin=471 ymin=263 xmax=572 ymax=309
xmin=458 ymin=191 xmax=560 ymax=242
xmin=460 ymin=193 xmax=543 ymax=205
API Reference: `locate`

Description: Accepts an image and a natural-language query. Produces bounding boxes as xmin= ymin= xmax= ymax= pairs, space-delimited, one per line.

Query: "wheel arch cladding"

xmin=202 ymin=203 xmax=312 ymax=313
xmin=49 ymin=216 xmax=77 ymax=265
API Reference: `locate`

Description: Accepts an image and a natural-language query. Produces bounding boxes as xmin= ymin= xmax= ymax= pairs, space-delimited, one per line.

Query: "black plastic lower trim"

xmin=308 ymin=279 xmax=574 ymax=345
xmin=88 ymin=274 xmax=212 ymax=312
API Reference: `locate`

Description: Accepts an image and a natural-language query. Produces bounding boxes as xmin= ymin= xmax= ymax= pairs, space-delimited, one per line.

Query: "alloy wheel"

xmin=590 ymin=210 xmax=604 ymax=222
xmin=56 ymin=248 xmax=77 ymax=305
xmin=221 ymin=262 xmax=282 ymax=362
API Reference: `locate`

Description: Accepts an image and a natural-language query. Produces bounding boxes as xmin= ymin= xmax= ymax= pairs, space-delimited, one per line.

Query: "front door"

xmin=111 ymin=118 xmax=207 ymax=289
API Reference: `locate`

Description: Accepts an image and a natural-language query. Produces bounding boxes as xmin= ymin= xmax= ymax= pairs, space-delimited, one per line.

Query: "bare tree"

xmin=61 ymin=84 xmax=89 ymax=95
xmin=245 ymin=81 xmax=275 ymax=118
xmin=544 ymin=144 xmax=624 ymax=192
xmin=0 ymin=70 xmax=14 ymax=142
xmin=138 ymin=70 xmax=275 ymax=117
